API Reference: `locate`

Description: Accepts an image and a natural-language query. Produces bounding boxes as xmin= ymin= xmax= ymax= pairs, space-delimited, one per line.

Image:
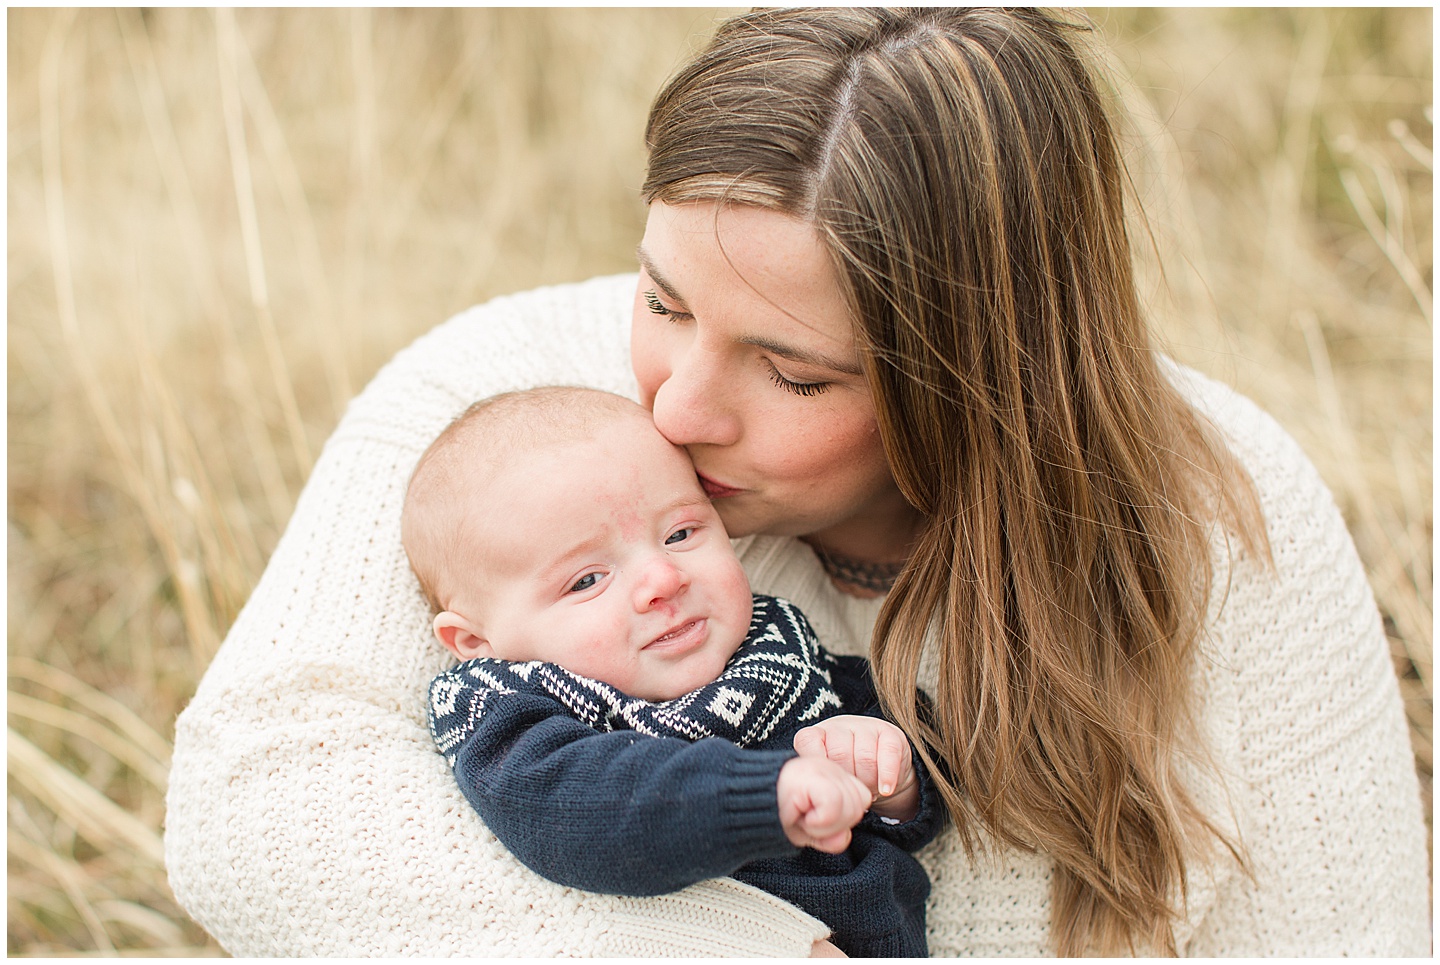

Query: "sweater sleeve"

xmin=444 ymin=684 xmax=798 ymax=895
xmin=164 ymin=276 xmax=830 ymax=957
xmin=1172 ymin=365 xmax=1431 ymax=956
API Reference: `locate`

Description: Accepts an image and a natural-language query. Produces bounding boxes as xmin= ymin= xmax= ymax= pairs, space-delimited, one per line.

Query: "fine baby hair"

xmin=401 ymin=385 xmax=645 ymax=614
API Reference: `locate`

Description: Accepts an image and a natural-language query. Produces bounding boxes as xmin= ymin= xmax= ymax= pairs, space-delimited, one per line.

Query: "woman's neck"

xmin=800 ymin=505 xmax=924 ymax=598
xmin=802 ymin=540 xmax=906 ymax=598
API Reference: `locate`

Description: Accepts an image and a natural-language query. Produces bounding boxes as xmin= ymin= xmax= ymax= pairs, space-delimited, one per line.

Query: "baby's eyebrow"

xmin=651 ymin=491 xmax=705 ymax=516
xmin=539 ymin=532 xmax=610 ymax=581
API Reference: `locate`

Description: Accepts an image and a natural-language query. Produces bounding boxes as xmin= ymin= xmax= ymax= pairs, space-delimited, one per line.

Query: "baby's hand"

xmin=792 ymin=715 xmax=920 ymax=822
xmin=776 ymin=756 xmax=871 ymax=853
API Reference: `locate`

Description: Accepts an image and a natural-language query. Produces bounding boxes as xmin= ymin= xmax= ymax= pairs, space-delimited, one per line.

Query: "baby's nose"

xmin=633 ymin=557 xmax=687 ymax=612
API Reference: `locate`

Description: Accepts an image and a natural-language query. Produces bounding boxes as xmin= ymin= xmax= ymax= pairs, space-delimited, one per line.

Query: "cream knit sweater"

xmin=165 ymin=274 xmax=1430 ymax=956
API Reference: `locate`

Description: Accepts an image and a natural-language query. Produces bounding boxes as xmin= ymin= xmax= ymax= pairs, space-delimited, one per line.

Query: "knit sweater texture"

xmin=428 ymin=593 xmax=941 ymax=957
xmin=164 ymin=274 xmax=1431 ymax=956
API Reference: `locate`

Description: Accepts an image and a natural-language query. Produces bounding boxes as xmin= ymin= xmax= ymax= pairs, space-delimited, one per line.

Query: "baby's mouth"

xmin=645 ymin=619 xmax=705 ymax=651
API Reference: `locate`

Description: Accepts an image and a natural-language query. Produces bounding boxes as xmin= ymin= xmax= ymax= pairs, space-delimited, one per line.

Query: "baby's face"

xmin=447 ymin=412 xmax=753 ymax=701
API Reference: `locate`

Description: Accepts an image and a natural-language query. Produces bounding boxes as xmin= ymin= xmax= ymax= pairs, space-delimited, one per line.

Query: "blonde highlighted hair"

xmin=644 ymin=8 xmax=1267 ymax=955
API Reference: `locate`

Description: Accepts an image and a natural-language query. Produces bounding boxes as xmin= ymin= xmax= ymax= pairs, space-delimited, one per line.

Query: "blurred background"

xmin=7 ymin=8 xmax=1430 ymax=956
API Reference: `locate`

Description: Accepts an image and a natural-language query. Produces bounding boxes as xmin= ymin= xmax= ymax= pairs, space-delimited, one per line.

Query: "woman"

xmin=165 ymin=9 xmax=1428 ymax=956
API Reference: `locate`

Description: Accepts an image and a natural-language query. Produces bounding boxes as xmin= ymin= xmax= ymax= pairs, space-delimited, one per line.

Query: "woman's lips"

xmin=696 ymin=472 xmax=743 ymax=499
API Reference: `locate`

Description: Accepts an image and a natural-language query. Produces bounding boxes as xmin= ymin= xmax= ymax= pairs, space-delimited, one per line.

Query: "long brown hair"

xmin=643 ymin=8 xmax=1268 ymax=955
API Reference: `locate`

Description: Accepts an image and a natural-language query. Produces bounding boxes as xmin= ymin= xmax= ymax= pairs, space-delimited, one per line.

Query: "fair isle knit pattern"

xmin=164 ymin=275 xmax=1431 ymax=956
xmin=428 ymin=595 xmax=844 ymax=766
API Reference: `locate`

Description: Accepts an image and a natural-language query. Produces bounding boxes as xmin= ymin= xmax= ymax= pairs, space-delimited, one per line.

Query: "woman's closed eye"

xmin=643 ymin=289 xmax=693 ymax=322
xmin=764 ymin=359 xmax=830 ymax=397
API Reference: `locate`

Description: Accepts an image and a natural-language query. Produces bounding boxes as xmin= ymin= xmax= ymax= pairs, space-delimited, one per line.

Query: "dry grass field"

xmin=7 ymin=8 xmax=1430 ymax=956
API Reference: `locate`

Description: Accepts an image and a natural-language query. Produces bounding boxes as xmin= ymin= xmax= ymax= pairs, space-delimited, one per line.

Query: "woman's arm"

xmin=164 ymin=276 xmax=830 ymax=956
xmin=1175 ymin=365 xmax=1430 ymax=956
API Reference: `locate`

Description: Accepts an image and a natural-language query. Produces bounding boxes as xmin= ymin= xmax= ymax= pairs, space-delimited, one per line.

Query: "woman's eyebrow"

xmin=741 ymin=336 xmax=863 ymax=376
xmin=636 ymin=244 xmax=863 ymax=377
xmin=635 ymin=246 xmax=684 ymax=303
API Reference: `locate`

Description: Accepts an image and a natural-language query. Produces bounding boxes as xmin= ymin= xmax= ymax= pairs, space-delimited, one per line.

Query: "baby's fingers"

xmin=804 ymin=772 xmax=869 ymax=836
xmin=876 ymin=733 xmax=905 ymax=797
xmin=803 ymin=778 xmax=850 ymax=833
xmin=806 ymin=827 xmax=853 ymax=854
xmin=793 ymin=725 xmax=828 ymax=760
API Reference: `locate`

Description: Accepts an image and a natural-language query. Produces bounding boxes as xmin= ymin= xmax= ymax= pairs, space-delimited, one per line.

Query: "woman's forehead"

xmin=639 ymin=201 xmax=858 ymax=366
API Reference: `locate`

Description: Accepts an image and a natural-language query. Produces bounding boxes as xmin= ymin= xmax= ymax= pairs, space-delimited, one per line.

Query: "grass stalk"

xmin=1338 ymin=165 xmax=1433 ymax=324
xmin=231 ymin=26 xmax=353 ymax=417
xmin=8 ymin=818 xmax=116 ymax=954
xmin=41 ymin=10 xmax=222 ymax=662
xmin=213 ymin=9 xmax=313 ymax=478
xmin=114 ymin=7 xmax=297 ymax=542
xmin=6 ymin=693 xmax=169 ymax=793
xmin=7 ymin=730 xmax=165 ymax=867
xmin=10 ymin=659 xmax=174 ymax=770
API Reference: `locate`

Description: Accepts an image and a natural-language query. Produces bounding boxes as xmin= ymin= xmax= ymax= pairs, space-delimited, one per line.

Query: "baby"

xmin=403 ymin=386 xmax=941 ymax=957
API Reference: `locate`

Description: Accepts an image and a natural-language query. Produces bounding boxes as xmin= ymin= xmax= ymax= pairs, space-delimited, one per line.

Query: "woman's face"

xmin=631 ymin=201 xmax=919 ymax=558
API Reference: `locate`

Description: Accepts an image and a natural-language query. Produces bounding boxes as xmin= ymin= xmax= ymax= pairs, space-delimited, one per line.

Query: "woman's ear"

xmin=433 ymin=611 xmax=491 ymax=661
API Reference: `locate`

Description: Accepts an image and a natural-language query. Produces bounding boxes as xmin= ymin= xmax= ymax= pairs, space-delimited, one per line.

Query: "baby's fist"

xmin=792 ymin=715 xmax=919 ymax=822
xmin=776 ymin=756 xmax=870 ymax=853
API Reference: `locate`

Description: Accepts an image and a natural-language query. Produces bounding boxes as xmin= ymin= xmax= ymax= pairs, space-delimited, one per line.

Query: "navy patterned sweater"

xmin=428 ymin=594 xmax=943 ymax=957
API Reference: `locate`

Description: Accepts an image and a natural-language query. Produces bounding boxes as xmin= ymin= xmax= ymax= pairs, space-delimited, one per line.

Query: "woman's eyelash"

xmin=643 ymin=287 xmax=823 ymax=396
xmin=643 ymin=289 xmax=691 ymax=320
xmin=766 ymin=364 xmax=829 ymax=397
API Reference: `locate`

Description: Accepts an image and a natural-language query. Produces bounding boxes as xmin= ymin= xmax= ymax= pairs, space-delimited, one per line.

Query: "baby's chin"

xmin=644 ymin=635 xmax=746 ymax=703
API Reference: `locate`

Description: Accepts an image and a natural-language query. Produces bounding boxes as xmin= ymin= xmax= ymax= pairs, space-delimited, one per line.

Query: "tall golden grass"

xmin=7 ymin=8 xmax=1430 ymax=956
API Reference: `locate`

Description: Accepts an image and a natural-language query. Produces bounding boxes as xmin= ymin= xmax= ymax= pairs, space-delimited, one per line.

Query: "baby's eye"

xmin=664 ymin=528 xmax=693 ymax=546
xmin=568 ymin=573 xmax=601 ymax=593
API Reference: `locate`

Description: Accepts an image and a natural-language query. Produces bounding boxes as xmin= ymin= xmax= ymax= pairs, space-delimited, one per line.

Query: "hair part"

xmin=645 ymin=8 xmax=1268 ymax=955
xmin=401 ymin=386 xmax=646 ymax=612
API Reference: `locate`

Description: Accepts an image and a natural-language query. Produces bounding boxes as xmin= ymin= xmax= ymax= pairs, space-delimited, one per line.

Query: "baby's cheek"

xmin=572 ymin=610 xmax=643 ymax=689
xmin=716 ymin=561 xmax=755 ymax=640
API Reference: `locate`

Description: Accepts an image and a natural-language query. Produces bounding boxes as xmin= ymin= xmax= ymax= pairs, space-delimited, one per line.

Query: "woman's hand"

xmin=776 ymin=756 xmax=871 ymax=853
xmin=810 ymin=938 xmax=848 ymax=957
xmin=792 ymin=715 xmax=920 ymax=822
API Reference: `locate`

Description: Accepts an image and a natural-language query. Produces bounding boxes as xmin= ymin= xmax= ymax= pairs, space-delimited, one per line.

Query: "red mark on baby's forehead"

xmin=595 ymin=464 xmax=649 ymax=541
xmin=604 ymin=500 xmax=646 ymax=542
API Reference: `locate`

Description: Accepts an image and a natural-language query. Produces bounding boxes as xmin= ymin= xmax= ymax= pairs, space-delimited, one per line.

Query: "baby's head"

xmin=402 ymin=386 xmax=754 ymax=701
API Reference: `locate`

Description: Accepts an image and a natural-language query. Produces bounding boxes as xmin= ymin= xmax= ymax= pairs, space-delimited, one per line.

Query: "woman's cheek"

xmin=629 ymin=317 xmax=667 ymax=409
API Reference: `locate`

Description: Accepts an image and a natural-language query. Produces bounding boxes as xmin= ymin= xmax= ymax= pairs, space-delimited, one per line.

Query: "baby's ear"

xmin=433 ymin=611 xmax=491 ymax=661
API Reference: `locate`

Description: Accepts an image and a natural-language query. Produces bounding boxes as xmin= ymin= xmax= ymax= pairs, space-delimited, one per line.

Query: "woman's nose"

xmin=648 ymin=348 xmax=742 ymax=448
xmin=633 ymin=557 xmax=688 ymax=612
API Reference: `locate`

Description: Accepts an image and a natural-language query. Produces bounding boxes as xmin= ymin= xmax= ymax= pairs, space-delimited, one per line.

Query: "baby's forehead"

xmin=413 ymin=390 xmax=688 ymax=532
xmin=468 ymin=408 xmax=656 ymax=468
xmin=442 ymin=410 xmax=657 ymax=504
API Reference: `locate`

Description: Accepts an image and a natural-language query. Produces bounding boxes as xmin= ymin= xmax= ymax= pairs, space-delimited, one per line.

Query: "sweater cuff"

xmin=858 ymin=745 xmax=946 ymax=851
xmin=718 ymin=746 xmax=798 ymax=859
